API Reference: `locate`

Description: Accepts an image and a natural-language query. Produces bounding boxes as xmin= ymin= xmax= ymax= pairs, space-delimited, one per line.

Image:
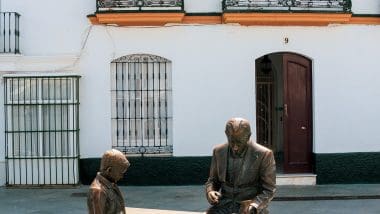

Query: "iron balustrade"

xmin=223 ymin=0 xmax=352 ymax=12
xmin=4 ymin=75 xmax=80 ymax=186
xmin=0 ymin=12 xmax=20 ymax=54
xmin=97 ymin=0 xmax=184 ymax=12
xmin=111 ymin=54 xmax=173 ymax=156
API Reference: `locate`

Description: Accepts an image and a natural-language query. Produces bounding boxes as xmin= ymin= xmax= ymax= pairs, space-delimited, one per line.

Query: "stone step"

xmin=276 ymin=174 xmax=316 ymax=185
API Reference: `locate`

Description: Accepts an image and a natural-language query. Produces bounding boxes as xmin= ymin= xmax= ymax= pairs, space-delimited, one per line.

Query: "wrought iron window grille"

xmin=111 ymin=54 xmax=173 ymax=156
xmin=97 ymin=0 xmax=184 ymax=12
xmin=4 ymin=75 xmax=80 ymax=186
xmin=0 ymin=12 xmax=20 ymax=54
xmin=222 ymin=0 xmax=352 ymax=12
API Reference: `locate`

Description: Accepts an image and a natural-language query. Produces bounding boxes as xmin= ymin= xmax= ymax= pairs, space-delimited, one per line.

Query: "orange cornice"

xmin=88 ymin=15 xmax=100 ymax=25
xmin=88 ymin=12 xmax=380 ymax=26
xmin=222 ymin=13 xmax=352 ymax=26
xmin=349 ymin=17 xmax=380 ymax=25
xmin=182 ymin=15 xmax=222 ymax=24
xmin=95 ymin=13 xmax=185 ymax=26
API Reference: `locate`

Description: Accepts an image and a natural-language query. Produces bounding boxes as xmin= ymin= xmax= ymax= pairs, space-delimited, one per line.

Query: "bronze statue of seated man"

xmin=205 ymin=118 xmax=276 ymax=214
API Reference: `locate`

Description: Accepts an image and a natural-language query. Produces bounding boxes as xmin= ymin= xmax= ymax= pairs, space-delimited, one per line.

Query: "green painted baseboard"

xmin=80 ymin=152 xmax=380 ymax=185
xmin=315 ymin=152 xmax=380 ymax=184
xmin=80 ymin=157 xmax=212 ymax=185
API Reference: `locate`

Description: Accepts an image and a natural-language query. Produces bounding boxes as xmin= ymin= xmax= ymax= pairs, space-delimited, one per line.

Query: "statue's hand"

xmin=249 ymin=206 xmax=257 ymax=214
xmin=239 ymin=200 xmax=257 ymax=214
xmin=207 ymin=191 xmax=221 ymax=205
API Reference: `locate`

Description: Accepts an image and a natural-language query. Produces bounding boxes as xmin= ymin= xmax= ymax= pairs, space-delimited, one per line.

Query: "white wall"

xmin=1 ymin=0 xmax=93 ymax=55
xmin=351 ymin=0 xmax=380 ymax=14
xmin=184 ymin=0 xmax=222 ymax=12
xmin=76 ymin=24 xmax=258 ymax=158
xmin=76 ymin=26 xmax=115 ymax=158
xmin=1 ymin=24 xmax=380 ymax=160
xmin=312 ymin=26 xmax=380 ymax=153
xmin=71 ymin=24 xmax=380 ymax=157
xmin=0 ymin=0 xmax=379 ymax=160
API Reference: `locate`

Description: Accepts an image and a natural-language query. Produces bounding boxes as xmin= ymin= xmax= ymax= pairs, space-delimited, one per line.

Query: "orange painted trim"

xmin=349 ymin=17 xmax=380 ymax=25
xmin=88 ymin=16 xmax=100 ymax=25
xmin=87 ymin=12 xmax=380 ymax=26
xmin=95 ymin=13 xmax=184 ymax=26
xmin=222 ymin=13 xmax=352 ymax=26
xmin=182 ymin=16 xmax=222 ymax=24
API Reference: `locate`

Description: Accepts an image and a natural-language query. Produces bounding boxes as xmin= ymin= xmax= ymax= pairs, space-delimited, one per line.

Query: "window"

xmin=4 ymin=75 xmax=80 ymax=185
xmin=111 ymin=54 xmax=172 ymax=156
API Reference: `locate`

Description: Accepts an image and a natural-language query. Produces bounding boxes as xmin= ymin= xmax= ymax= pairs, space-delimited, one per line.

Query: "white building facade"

xmin=0 ymin=0 xmax=379 ymax=186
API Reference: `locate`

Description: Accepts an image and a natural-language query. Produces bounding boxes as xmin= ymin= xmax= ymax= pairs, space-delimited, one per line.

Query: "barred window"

xmin=4 ymin=75 xmax=80 ymax=185
xmin=111 ymin=54 xmax=172 ymax=156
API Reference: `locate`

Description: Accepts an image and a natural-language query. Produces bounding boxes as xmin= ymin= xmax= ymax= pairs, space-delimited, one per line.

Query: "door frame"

xmin=255 ymin=52 xmax=313 ymax=173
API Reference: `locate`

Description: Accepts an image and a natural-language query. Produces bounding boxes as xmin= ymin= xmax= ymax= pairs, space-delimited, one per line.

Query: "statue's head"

xmin=100 ymin=149 xmax=130 ymax=183
xmin=225 ymin=118 xmax=251 ymax=156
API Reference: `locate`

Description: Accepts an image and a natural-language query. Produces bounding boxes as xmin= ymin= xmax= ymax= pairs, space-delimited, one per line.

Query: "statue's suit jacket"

xmin=205 ymin=141 xmax=276 ymax=213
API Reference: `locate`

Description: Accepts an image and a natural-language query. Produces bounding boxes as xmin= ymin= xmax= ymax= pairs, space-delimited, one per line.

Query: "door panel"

xmin=283 ymin=53 xmax=312 ymax=173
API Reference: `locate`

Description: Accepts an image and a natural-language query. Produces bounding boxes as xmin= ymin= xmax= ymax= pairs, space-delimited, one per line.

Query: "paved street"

xmin=0 ymin=185 xmax=380 ymax=213
xmin=270 ymin=199 xmax=380 ymax=214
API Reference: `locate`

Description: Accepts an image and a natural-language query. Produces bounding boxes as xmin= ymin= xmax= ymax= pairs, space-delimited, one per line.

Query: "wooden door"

xmin=283 ymin=53 xmax=312 ymax=173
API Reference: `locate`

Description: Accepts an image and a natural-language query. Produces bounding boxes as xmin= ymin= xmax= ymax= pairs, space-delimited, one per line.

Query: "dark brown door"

xmin=283 ymin=53 xmax=312 ymax=173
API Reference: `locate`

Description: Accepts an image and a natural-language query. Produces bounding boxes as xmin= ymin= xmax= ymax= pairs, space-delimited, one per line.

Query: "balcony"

xmin=222 ymin=0 xmax=351 ymax=12
xmin=87 ymin=0 xmax=376 ymax=26
xmin=222 ymin=0 xmax=353 ymax=26
xmin=0 ymin=12 xmax=20 ymax=54
xmin=97 ymin=0 xmax=184 ymax=12
xmin=90 ymin=0 xmax=185 ymax=26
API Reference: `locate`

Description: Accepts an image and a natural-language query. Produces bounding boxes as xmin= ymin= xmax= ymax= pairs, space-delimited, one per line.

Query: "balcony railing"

xmin=0 ymin=12 xmax=20 ymax=54
xmin=223 ymin=0 xmax=352 ymax=12
xmin=96 ymin=0 xmax=184 ymax=12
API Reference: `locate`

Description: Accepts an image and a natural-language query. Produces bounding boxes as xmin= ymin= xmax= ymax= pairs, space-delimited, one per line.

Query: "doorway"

xmin=255 ymin=52 xmax=313 ymax=173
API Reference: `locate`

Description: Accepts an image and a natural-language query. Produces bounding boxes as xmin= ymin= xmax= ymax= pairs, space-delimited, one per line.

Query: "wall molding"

xmin=88 ymin=12 xmax=380 ymax=26
xmin=0 ymin=55 xmax=78 ymax=72
xmin=222 ymin=13 xmax=352 ymax=26
xmin=182 ymin=15 xmax=222 ymax=24
xmin=88 ymin=13 xmax=185 ymax=26
xmin=349 ymin=17 xmax=380 ymax=25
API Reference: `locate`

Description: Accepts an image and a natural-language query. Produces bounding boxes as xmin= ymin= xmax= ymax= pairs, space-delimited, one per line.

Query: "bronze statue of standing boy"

xmin=205 ymin=118 xmax=276 ymax=214
xmin=87 ymin=149 xmax=130 ymax=214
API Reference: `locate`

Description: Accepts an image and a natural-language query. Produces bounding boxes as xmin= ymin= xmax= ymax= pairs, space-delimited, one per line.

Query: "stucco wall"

xmin=3 ymin=24 xmax=379 ymax=158
xmin=75 ymin=24 xmax=380 ymax=157
xmin=351 ymin=0 xmax=380 ymax=14
xmin=184 ymin=0 xmax=222 ymax=12
xmin=1 ymin=0 xmax=93 ymax=55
